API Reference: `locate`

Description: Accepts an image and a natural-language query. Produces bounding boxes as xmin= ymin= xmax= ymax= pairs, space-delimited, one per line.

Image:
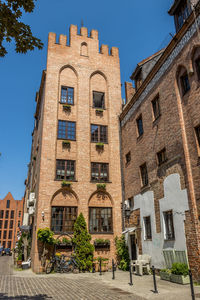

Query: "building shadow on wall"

xmin=0 ymin=293 xmax=52 ymax=300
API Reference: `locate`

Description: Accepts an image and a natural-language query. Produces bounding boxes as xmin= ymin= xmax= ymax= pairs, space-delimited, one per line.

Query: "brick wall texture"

xmin=29 ymin=25 xmax=123 ymax=272
xmin=121 ymin=27 xmax=200 ymax=280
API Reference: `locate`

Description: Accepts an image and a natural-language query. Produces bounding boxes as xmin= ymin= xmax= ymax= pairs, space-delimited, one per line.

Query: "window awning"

xmin=122 ymin=227 xmax=136 ymax=234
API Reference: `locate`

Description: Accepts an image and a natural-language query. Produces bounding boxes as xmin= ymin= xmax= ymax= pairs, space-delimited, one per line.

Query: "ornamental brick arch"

xmin=51 ymin=188 xmax=79 ymax=207
xmin=88 ymin=190 xmax=113 ymax=207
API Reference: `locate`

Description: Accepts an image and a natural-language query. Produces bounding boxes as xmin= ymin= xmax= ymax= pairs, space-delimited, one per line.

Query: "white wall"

xmin=126 ymin=173 xmax=189 ymax=269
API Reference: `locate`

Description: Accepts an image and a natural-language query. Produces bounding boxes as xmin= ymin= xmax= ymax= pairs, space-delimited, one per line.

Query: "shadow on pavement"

xmin=0 ymin=293 xmax=52 ymax=299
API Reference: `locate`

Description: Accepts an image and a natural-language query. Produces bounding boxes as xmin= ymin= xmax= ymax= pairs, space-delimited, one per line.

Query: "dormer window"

xmin=169 ymin=0 xmax=191 ymax=32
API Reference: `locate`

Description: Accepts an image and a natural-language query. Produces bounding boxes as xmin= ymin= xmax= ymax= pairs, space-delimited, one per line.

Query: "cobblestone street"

xmin=1 ymin=257 xmax=200 ymax=300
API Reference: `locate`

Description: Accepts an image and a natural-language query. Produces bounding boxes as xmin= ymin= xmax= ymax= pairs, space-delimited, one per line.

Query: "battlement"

xmin=48 ymin=25 xmax=119 ymax=57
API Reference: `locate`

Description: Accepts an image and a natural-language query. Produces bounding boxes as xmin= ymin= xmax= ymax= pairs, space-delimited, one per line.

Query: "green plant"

xmin=160 ymin=268 xmax=171 ymax=274
xmin=62 ymin=140 xmax=71 ymax=147
xmin=73 ymin=213 xmax=94 ymax=271
xmin=94 ymin=238 xmax=110 ymax=245
xmin=62 ymin=237 xmax=72 ymax=245
xmin=115 ymin=235 xmax=130 ymax=271
xmin=96 ymin=108 xmax=104 ymax=112
xmin=96 ymin=142 xmax=104 ymax=147
xmin=171 ymin=263 xmax=189 ymax=277
xmin=61 ymin=180 xmax=71 ymax=188
xmin=37 ymin=228 xmax=56 ymax=267
xmin=17 ymin=253 xmax=22 ymax=261
xmin=96 ymin=183 xmax=106 ymax=190
xmin=63 ymin=104 xmax=72 ymax=108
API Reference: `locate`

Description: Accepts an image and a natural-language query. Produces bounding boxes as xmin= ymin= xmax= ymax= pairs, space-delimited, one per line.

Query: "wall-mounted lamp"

xmin=42 ymin=211 xmax=45 ymax=221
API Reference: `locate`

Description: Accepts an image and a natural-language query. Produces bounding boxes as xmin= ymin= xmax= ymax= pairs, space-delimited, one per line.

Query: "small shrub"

xmin=171 ymin=263 xmax=189 ymax=277
xmin=73 ymin=213 xmax=94 ymax=271
xmin=160 ymin=268 xmax=171 ymax=274
xmin=96 ymin=183 xmax=106 ymax=190
xmin=61 ymin=180 xmax=71 ymax=188
xmin=115 ymin=235 xmax=130 ymax=271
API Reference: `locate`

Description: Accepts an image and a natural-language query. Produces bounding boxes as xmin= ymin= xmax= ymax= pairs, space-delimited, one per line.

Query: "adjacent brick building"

xmin=24 ymin=25 xmax=123 ymax=272
xmin=0 ymin=192 xmax=24 ymax=249
xmin=120 ymin=0 xmax=200 ymax=279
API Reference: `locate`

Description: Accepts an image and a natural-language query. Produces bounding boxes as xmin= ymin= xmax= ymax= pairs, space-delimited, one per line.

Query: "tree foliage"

xmin=37 ymin=228 xmax=55 ymax=245
xmin=0 ymin=0 xmax=43 ymax=57
xmin=72 ymin=213 xmax=94 ymax=271
xmin=115 ymin=235 xmax=130 ymax=271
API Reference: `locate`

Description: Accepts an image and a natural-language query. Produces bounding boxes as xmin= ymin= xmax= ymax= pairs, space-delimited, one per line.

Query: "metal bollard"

xmin=189 ymin=269 xmax=195 ymax=300
xmin=152 ymin=266 xmax=158 ymax=293
xmin=112 ymin=259 xmax=115 ymax=280
xmin=129 ymin=263 xmax=133 ymax=286
xmin=99 ymin=257 xmax=102 ymax=276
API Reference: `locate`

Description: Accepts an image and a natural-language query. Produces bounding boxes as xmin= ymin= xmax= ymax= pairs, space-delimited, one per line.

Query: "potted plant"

xmin=61 ymin=180 xmax=71 ymax=188
xmin=94 ymin=238 xmax=110 ymax=248
xmin=96 ymin=183 xmax=106 ymax=190
xmin=96 ymin=142 xmax=104 ymax=150
xmin=160 ymin=268 xmax=171 ymax=281
xmin=17 ymin=253 xmax=23 ymax=267
xmin=95 ymin=108 xmax=104 ymax=115
xmin=170 ymin=263 xmax=189 ymax=284
xmin=62 ymin=140 xmax=71 ymax=148
xmin=96 ymin=257 xmax=109 ymax=272
xmin=62 ymin=104 xmax=71 ymax=111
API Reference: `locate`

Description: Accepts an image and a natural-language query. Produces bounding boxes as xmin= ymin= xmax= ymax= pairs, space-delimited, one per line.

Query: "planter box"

xmin=160 ymin=271 xmax=171 ymax=281
xmin=63 ymin=105 xmax=71 ymax=111
xmin=170 ymin=274 xmax=190 ymax=285
xmin=62 ymin=141 xmax=71 ymax=148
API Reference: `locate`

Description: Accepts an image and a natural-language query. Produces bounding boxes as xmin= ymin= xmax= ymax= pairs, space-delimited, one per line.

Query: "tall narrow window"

xmin=125 ymin=152 xmax=131 ymax=165
xmin=18 ymin=221 xmax=20 ymax=227
xmin=180 ymin=73 xmax=190 ymax=95
xmin=128 ymin=197 xmax=134 ymax=210
xmin=10 ymin=210 xmax=14 ymax=219
xmin=9 ymin=220 xmax=13 ymax=229
xmin=0 ymin=220 xmax=2 ymax=229
xmin=0 ymin=210 xmax=3 ymax=218
xmin=136 ymin=115 xmax=143 ymax=137
xmin=56 ymin=160 xmax=75 ymax=181
xmin=144 ymin=216 xmax=152 ymax=240
xmin=4 ymin=220 xmax=8 ymax=229
xmin=93 ymin=91 xmax=105 ymax=109
xmin=140 ymin=163 xmax=148 ymax=187
xmin=157 ymin=148 xmax=167 ymax=166
xmin=7 ymin=241 xmax=11 ymax=249
xmin=163 ymin=210 xmax=175 ymax=240
xmin=195 ymin=58 xmax=200 ymax=80
xmin=91 ymin=163 xmax=109 ymax=182
xmin=195 ymin=125 xmax=200 ymax=149
xmin=18 ymin=211 xmax=21 ymax=218
xmin=60 ymin=86 xmax=74 ymax=105
xmin=152 ymin=95 xmax=160 ymax=120
xmin=89 ymin=207 xmax=113 ymax=233
xmin=3 ymin=231 xmax=7 ymax=239
xmin=8 ymin=230 xmax=12 ymax=239
xmin=58 ymin=120 xmax=76 ymax=140
xmin=91 ymin=125 xmax=108 ymax=143
xmin=51 ymin=207 xmax=77 ymax=233
xmin=6 ymin=200 xmax=10 ymax=209
xmin=5 ymin=211 xmax=9 ymax=219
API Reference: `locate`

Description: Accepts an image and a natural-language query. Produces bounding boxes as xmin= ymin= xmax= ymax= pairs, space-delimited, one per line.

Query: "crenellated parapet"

xmin=48 ymin=25 xmax=119 ymax=58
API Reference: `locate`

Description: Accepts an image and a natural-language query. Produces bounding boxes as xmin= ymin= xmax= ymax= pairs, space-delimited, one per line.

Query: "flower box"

xmin=62 ymin=140 xmax=71 ymax=148
xmin=94 ymin=239 xmax=110 ymax=249
xmin=160 ymin=271 xmax=171 ymax=281
xmin=95 ymin=108 xmax=104 ymax=115
xmin=61 ymin=181 xmax=71 ymax=188
xmin=96 ymin=183 xmax=106 ymax=190
xmin=96 ymin=143 xmax=104 ymax=150
xmin=170 ymin=274 xmax=189 ymax=285
xmin=63 ymin=104 xmax=71 ymax=111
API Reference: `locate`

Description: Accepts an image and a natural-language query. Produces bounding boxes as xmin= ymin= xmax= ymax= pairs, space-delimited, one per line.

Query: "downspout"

xmin=118 ymin=117 xmax=125 ymax=232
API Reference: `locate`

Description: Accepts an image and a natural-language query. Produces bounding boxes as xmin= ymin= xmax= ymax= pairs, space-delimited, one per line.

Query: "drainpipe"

xmin=118 ymin=117 xmax=125 ymax=232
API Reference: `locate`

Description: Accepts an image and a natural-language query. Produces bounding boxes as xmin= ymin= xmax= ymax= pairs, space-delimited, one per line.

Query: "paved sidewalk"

xmin=10 ymin=268 xmax=200 ymax=300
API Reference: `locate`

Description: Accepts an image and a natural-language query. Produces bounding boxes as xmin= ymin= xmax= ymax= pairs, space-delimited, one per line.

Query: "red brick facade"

xmin=0 ymin=192 xmax=24 ymax=250
xmin=120 ymin=2 xmax=200 ymax=280
xmin=25 ymin=25 xmax=123 ymax=272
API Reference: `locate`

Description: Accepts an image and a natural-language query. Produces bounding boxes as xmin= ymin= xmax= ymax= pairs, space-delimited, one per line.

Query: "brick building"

xmin=0 ymin=192 xmax=24 ymax=250
xmin=120 ymin=0 xmax=200 ymax=279
xmin=24 ymin=25 xmax=123 ymax=272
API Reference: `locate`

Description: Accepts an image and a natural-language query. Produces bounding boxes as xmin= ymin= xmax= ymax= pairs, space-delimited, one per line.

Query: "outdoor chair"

xmin=131 ymin=254 xmax=151 ymax=276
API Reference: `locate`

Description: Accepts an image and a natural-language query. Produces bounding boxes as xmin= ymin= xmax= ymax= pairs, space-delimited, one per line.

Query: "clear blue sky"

xmin=0 ymin=0 xmax=174 ymax=200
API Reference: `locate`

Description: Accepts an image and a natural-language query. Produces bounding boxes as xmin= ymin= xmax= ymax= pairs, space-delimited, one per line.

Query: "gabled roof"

xmin=130 ymin=49 xmax=165 ymax=80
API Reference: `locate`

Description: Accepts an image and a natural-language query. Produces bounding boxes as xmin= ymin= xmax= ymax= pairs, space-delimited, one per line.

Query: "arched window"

xmin=192 ymin=47 xmax=200 ymax=81
xmin=80 ymin=42 xmax=88 ymax=56
xmin=177 ymin=66 xmax=190 ymax=97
